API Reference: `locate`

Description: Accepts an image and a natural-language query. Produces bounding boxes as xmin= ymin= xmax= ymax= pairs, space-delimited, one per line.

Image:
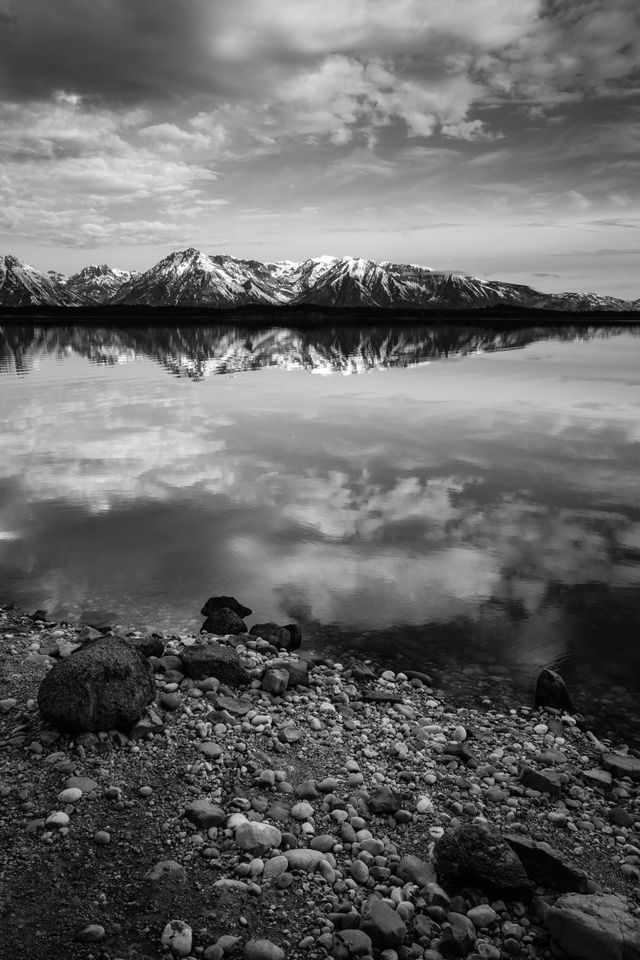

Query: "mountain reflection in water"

xmin=0 ymin=321 xmax=639 ymax=744
xmin=0 ymin=321 xmax=635 ymax=379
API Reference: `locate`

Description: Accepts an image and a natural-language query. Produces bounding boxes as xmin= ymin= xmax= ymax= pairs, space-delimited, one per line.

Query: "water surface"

xmin=1 ymin=322 xmax=639 ymax=742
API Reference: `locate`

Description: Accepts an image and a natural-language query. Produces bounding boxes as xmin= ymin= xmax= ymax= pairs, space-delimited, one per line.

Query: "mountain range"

xmin=0 ymin=248 xmax=637 ymax=312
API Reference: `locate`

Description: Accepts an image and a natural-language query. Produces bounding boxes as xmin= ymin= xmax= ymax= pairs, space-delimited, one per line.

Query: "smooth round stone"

xmin=291 ymin=801 xmax=314 ymax=821
xmin=93 ymin=830 xmax=111 ymax=845
xmin=350 ymin=860 xmax=370 ymax=884
xmin=452 ymin=725 xmax=467 ymax=742
xmin=467 ymin=905 xmax=498 ymax=928
xmin=310 ymin=835 xmax=336 ymax=853
xmin=57 ymin=788 xmax=83 ymax=804
xmin=76 ymin=924 xmax=105 ymax=942
xmin=244 ymin=939 xmax=285 ymax=960
xmin=161 ymin=920 xmax=193 ymax=958
xmin=45 ymin=811 xmax=70 ymax=829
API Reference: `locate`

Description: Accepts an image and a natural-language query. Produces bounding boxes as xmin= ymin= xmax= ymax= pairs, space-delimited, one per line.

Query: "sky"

xmin=0 ymin=0 xmax=639 ymax=296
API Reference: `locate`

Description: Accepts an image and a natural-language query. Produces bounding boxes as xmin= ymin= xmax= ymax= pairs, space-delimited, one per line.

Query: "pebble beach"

xmin=1 ymin=602 xmax=639 ymax=960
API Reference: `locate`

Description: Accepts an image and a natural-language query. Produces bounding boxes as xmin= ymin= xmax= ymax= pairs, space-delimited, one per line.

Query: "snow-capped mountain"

xmin=66 ymin=264 xmax=137 ymax=304
xmin=107 ymin=250 xmax=640 ymax=312
xmin=0 ymin=255 xmax=79 ymax=307
xmin=111 ymin=248 xmax=289 ymax=307
xmin=0 ymin=249 xmax=637 ymax=311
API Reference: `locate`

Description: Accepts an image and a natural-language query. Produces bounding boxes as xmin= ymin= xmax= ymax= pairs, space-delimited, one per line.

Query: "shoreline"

xmin=1 ymin=602 xmax=639 ymax=959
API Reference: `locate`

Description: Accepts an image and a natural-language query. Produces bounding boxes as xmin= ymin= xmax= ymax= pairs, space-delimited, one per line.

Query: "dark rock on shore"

xmin=201 ymin=607 xmax=247 ymax=636
xmin=249 ymin=622 xmax=301 ymax=651
xmin=37 ymin=638 xmax=155 ymax=732
xmin=535 ymin=667 xmax=575 ymax=712
xmin=180 ymin=642 xmax=250 ymax=686
xmin=359 ymin=897 xmax=407 ymax=947
xmin=504 ymin=834 xmax=593 ymax=893
xmin=435 ymin=822 xmax=532 ymax=900
xmin=200 ymin=596 xmax=252 ymax=618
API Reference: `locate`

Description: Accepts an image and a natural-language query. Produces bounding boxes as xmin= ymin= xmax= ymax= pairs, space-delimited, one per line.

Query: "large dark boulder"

xmin=200 ymin=596 xmax=252 ymax=618
xmin=38 ymin=638 xmax=156 ymax=733
xmin=200 ymin=607 xmax=247 ymax=636
xmin=434 ymin=822 xmax=531 ymax=900
xmin=180 ymin=642 xmax=250 ymax=686
xmin=249 ymin=621 xmax=302 ymax=651
xmin=534 ymin=667 xmax=575 ymax=712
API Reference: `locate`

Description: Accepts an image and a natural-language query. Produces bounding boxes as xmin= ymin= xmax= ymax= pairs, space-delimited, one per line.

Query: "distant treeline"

xmin=1 ymin=303 xmax=640 ymax=326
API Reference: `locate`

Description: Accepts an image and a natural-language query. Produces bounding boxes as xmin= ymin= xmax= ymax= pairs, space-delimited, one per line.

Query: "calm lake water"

xmin=1 ymin=322 xmax=639 ymax=743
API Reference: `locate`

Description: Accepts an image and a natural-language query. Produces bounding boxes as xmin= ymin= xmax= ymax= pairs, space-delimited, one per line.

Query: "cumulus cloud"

xmin=0 ymin=0 xmax=639 ymax=268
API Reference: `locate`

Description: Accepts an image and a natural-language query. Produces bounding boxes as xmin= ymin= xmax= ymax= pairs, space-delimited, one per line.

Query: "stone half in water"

xmin=534 ymin=667 xmax=575 ymax=713
xmin=200 ymin=595 xmax=252 ymax=618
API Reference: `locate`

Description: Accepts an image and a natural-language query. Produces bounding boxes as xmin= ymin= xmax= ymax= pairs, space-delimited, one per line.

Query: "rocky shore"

xmin=0 ymin=600 xmax=639 ymax=960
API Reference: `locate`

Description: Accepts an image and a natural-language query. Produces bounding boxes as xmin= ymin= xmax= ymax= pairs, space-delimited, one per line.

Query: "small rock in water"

xmin=534 ymin=667 xmax=574 ymax=712
xmin=201 ymin=595 xmax=252 ymax=618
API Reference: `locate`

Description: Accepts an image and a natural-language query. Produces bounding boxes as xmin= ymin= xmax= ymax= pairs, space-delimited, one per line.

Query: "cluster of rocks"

xmin=0 ymin=598 xmax=639 ymax=960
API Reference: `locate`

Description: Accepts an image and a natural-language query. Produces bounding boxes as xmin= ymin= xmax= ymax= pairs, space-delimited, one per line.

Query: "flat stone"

xmin=504 ymin=834 xmax=592 ymax=893
xmin=603 ymin=753 xmax=640 ymax=781
xmin=583 ymin=768 xmax=613 ymax=788
xmin=215 ymin=695 xmax=252 ymax=715
xmin=546 ymin=893 xmax=640 ymax=960
xmin=65 ymin=776 xmax=99 ymax=794
xmin=519 ymin=765 xmax=562 ymax=798
xmin=285 ymin=849 xmax=328 ymax=872
xmin=184 ymin=799 xmax=226 ymax=829
xmin=180 ymin=643 xmax=249 ymax=686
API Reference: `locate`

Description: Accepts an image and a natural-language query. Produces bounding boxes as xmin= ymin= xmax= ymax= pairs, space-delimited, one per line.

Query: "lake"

xmin=1 ymin=321 xmax=639 ymax=744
